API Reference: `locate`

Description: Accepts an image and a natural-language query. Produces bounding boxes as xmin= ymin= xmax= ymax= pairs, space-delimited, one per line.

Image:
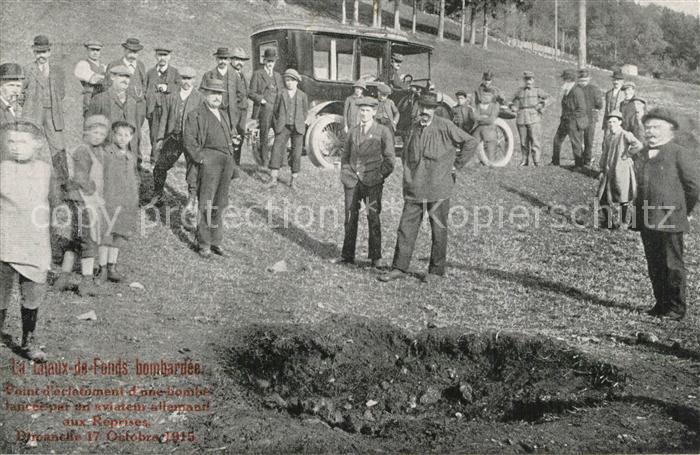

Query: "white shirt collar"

xmin=217 ymin=66 xmax=227 ymax=76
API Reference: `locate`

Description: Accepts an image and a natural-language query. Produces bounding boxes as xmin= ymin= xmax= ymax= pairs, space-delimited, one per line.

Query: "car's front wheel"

xmin=306 ymin=114 xmax=346 ymax=169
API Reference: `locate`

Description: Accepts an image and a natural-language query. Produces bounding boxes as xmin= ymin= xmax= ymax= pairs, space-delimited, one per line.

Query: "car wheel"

xmin=307 ymin=114 xmax=346 ymax=169
xmin=478 ymin=117 xmax=514 ymax=167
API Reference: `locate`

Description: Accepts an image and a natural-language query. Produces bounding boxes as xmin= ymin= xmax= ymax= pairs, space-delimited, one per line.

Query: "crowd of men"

xmin=0 ymin=34 xmax=698 ymax=362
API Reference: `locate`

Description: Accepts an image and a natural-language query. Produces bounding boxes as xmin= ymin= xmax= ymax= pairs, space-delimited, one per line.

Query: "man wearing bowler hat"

xmin=634 ymin=108 xmax=700 ymax=320
xmin=248 ymin=47 xmax=284 ymax=168
xmin=552 ymin=69 xmax=588 ymax=167
xmin=379 ymin=92 xmax=479 ymax=283
xmin=338 ymin=96 xmax=395 ymax=268
xmin=145 ymin=47 xmax=180 ymax=162
xmin=510 ymin=71 xmax=548 ymax=166
xmin=183 ymin=77 xmax=235 ymax=258
xmin=603 ymin=69 xmax=625 ymax=129
xmin=107 ymin=38 xmax=148 ymax=135
xmin=577 ymin=69 xmax=603 ymax=167
xmin=229 ymin=47 xmax=250 ymax=167
xmin=0 ymin=63 xmax=24 ymax=125
xmin=74 ymin=40 xmax=107 ymax=118
xmin=21 ymin=35 xmax=66 ymax=157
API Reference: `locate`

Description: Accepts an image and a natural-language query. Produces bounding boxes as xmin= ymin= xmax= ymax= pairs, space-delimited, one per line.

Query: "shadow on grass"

xmin=246 ymin=202 xmax=340 ymax=259
xmin=607 ymin=334 xmax=700 ymax=362
xmin=500 ymin=184 xmax=549 ymax=209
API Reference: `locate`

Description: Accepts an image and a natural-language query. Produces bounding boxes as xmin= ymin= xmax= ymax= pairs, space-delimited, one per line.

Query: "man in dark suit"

xmin=603 ymin=70 xmax=625 ymax=130
xmin=337 ymin=96 xmax=395 ymax=268
xmin=552 ymin=69 xmax=588 ymax=168
xmin=151 ymin=67 xmax=203 ymax=209
xmin=452 ymin=90 xmax=472 ymax=132
xmin=230 ymin=47 xmax=249 ymax=167
xmin=106 ymin=38 xmax=148 ymax=134
xmin=577 ymin=69 xmax=603 ymax=167
xmin=0 ymin=63 xmax=24 ymax=125
xmin=634 ymin=108 xmax=700 ymax=320
xmin=379 ymin=92 xmax=479 ymax=283
xmin=248 ymin=48 xmax=283 ymax=168
xmin=268 ymin=68 xmax=309 ymax=189
xmin=386 ymin=54 xmax=407 ymax=90
xmin=200 ymin=48 xmax=241 ymax=156
xmin=21 ymin=35 xmax=66 ymax=156
xmin=183 ymin=77 xmax=235 ymax=258
xmin=145 ymin=47 xmax=180 ymax=162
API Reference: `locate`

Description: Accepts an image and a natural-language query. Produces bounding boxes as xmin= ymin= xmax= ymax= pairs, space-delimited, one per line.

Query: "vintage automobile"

xmin=247 ymin=20 xmax=514 ymax=168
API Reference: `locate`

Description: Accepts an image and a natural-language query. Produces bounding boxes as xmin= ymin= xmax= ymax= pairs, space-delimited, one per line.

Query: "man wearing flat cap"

xmin=374 ymin=82 xmax=400 ymax=134
xmin=106 ymin=38 xmax=148 ymax=136
xmin=633 ymin=108 xmax=700 ymax=320
xmin=145 ymin=47 xmax=180 ymax=162
xmin=577 ymin=69 xmax=603 ymax=167
xmin=552 ymin=69 xmax=588 ymax=167
xmin=0 ymin=63 xmax=24 ymax=125
xmin=248 ymin=48 xmax=284 ymax=168
xmin=603 ymin=70 xmax=625 ymax=129
xmin=151 ymin=66 xmax=204 ymax=216
xmin=452 ymin=90 xmax=472 ymax=133
xmin=74 ymin=41 xmax=107 ymax=118
xmin=87 ymin=65 xmax=140 ymax=152
xmin=21 ymin=35 xmax=66 ymax=157
xmin=510 ymin=71 xmax=548 ymax=166
xmin=379 ymin=92 xmax=479 ymax=283
xmin=183 ymin=77 xmax=235 ymax=258
xmin=338 ymin=96 xmax=395 ymax=268
xmin=620 ymin=82 xmax=646 ymax=142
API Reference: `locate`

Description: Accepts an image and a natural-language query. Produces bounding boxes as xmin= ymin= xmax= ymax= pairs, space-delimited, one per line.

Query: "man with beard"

xmin=145 ymin=47 xmax=180 ymax=162
xmin=183 ymin=77 xmax=235 ymax=259
xmin=634 ymin=108 xmax=700 ymax=320
xmin=552 ymin=69 xmax=588 ymax=167
xmin=74 ymin=40 xmax=107 ymax=118
xmin=603 ymin=70 xmax=625 ymax=130
xmin=150 ymin=67 xmax=203 ymax=216
xmin=379 ymin=92 xmax=479 ymax=283
xmin=229 ymin=47 xmax=249 ymax=168
xmin=0 ymin=63 xmax=24 ymax=125
xmin=577 ymin=69 xmax=603 ymax=167
xmin=248 ymin=48 xmax=283 ymax=169
xmin=87 ymin=65 xmax=140 ymax=152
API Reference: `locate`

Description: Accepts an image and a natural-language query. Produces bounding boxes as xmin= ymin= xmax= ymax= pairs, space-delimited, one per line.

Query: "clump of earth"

xmin=219 ymin=316 xmax=698 ymax=453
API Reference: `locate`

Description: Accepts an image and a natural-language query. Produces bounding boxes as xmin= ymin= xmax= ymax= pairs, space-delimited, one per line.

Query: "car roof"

xmin=251 ymin=20 xmax=433 ymax=54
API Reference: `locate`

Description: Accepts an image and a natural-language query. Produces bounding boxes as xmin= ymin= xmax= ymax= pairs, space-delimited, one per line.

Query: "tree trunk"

xmin=353 ymin=0 xmax=359 ymax=25
xmin=460 ymin=0 xmax=466 ymax=46
xmin=578 ymin=0 xmax=587 ymax=68
xmin=372 ymin=0 xmax=383 ymax=27
xmin=437 ymin=0 xmax=445 ymax=41
xmin=469 ymin=6 xmax=477 ymax=45
xmin=412 ymin=0 xmax=417 ymax=33
xmin=394 ymin=0 xmax=401 ymax=30
xmin=482 ymin=7 xmax=489 ymax=49
xmin=341 ymin=0 xmax=347 ymax=24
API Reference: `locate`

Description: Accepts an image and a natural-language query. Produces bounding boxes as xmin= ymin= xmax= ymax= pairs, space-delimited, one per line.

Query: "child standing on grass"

xmin=55 ymin=115 xmax=109 ymax=295
xmin=0 ymin=120 xmax=60 ymax=361
xmin=97 ymin=121 xmax=139 ymax=283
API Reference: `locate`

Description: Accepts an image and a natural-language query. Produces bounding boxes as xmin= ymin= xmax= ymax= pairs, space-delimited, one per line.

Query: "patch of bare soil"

xmin=207 ymin=315 xmax=699 ymax=453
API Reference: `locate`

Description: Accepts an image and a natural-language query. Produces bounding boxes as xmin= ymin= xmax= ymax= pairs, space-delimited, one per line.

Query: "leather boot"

xmin=107 ymin=263 xmax=124 ymax=283
xmin=21 ymin=307 xmax=46 ymax=362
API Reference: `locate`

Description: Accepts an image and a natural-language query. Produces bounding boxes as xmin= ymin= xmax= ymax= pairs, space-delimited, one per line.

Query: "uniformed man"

xmin=0 ymin=63 xmax=24 ymax=125
xmin=248 ymin=48 xmax=283 ymax=168
xmin=183 ymin=77 xmax=235 ymax=258
xmin=338 ymin=96 xmax=395 ymax=267
xmin=73 ymin=40 xmax=107 ymax=118
xmin=379 ymin=92 xmax=479 ymax=283
xmin=577 ymin=69 xmax=603 ymax=166
xmin=551 ymin=69 xmax=588 ymax=167
xmin=510 ymin=71 xmax=548 ymax=166
xmin=603 ymin=69 xmax=625 ymax=129
xmin=145 ymin=47 xmax=180 ymax=162
xmin=634 ymin=108 xmax=700 ymax=320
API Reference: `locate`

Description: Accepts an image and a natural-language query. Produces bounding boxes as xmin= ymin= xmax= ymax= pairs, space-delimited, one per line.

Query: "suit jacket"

xmin=232 ymin=69 xmax=248 ymax=112
xmin=86 ymin=89 xmax=140 ymax=151
xmin=145 ymin=65 xmax=180 ymax=117
xmin=201 ymin=67 xmax=240 ymax=132
xmin=452 ymin=103 xmax=472 ymax=132
xmin=603 ymin=88 xmax=624 ymax=126
xmin=272 ymin=89 xmax=308 ymax=134
xmin=21 ymin=62 xmax=65 ymax=131
xmin=248 ymin=68 xmax=283 ymax=119
xmin=157 ymin=89 xmax=204 ymax=141
xmin=560 ymin=85 xmax=588 ymax=129
xmin=581 ymin=83 xmax=603 ymax=118
xmin=634 ymin=141 xmax=700 ymax=232
xmin=106 ymin=58 xmax=147 ymax=103
xmin=0 ymin=98 xmax=18 ymax=125
xmin=341 ymin=122 xmax=395 ymax=188
xmin=183 ymin=104 xmax=234 ymax=164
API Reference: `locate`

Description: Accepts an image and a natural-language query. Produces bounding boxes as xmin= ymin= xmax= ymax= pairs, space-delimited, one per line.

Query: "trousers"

xmin=583 ymin=113 xmax=597 ymax=165
xmin=256 ymin=103 xmax=274 ymax=166
xmin=153 ymin=135 xmax=198 ymax=197
xmin=392 ymin=199 xmax=450 ymax=275
xmin=270 ymin=125 xmax=304 ymax=173
xmin=640 ymin=229 xmax=687 ymax=315
xmin=197 ymin=150 xmax=234 ymax=249
xmin=342 ymin=182 xmax=384 ymax=261
xmin=517 ymin=123 xmax=542 ymax=165
xmin=552 ymin=117 xmax=585 ymax=166
xmin=147 ymin=106 xmax=163 ymax=162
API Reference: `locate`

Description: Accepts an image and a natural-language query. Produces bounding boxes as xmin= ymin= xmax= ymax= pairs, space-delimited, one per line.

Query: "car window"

xmin=360 ymin=39 xmax=384 ymax=81
xmin=313 ymin=34 xmax=354 ymax=81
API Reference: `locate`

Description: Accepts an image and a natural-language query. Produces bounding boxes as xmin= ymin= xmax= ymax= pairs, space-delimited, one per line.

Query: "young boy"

xmin=374 ymin=83 xmax=399 ymax=134
xmin=55 ymin=115 xmax=109 ymax=295
xmin=344 ymin=80 xmax=365 ymax=132
xmin=0 ymin=119 xmax=59 ymax=361
xmin=268 ymin=69 xmax=309 ymax=189
xmin=98 ymin=121 xmax=139 ymax=282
